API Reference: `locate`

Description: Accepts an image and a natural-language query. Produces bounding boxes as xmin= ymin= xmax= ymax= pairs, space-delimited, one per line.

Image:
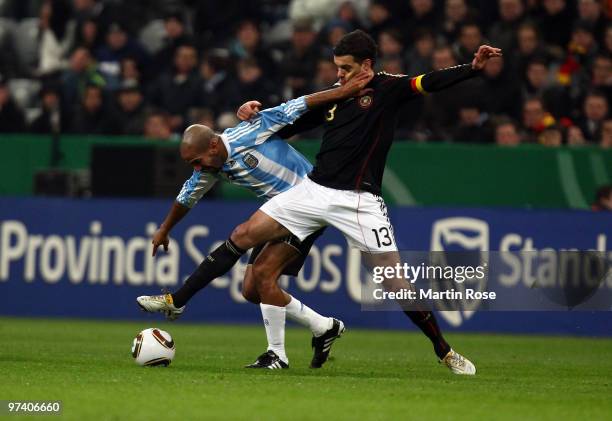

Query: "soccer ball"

xmin=131 ymin=328 xmax=175 ymax=366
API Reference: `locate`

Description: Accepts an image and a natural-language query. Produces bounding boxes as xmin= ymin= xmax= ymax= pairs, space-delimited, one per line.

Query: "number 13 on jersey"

xmin=372 ymin=227 xmax=393 ymax=248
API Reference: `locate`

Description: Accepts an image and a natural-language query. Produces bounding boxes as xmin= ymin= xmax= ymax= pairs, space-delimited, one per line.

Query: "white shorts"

xmin=260 ymin=177 xmax=398 ymax=253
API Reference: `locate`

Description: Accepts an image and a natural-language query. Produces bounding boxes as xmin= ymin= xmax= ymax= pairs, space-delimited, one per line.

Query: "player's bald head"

xmin=180 ymin=124 xmax=228 ymax=171
xmin=181 ymin=124 xmax=216 ymax=155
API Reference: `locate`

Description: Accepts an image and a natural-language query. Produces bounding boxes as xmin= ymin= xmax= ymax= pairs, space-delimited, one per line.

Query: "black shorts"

xmin=247 ymin=227 xmax=326 ymax=276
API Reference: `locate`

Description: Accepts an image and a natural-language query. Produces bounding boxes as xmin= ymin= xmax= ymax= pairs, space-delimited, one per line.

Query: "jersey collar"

xmin=219 ymin=133 xmax=232 ymax=162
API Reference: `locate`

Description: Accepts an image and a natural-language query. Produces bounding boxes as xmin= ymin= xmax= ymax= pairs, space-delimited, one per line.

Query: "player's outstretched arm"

xmin=153 ymin=171 xmax=217 ymax=256
xmin=152 ymin=201 xmax=190 ymax=256
xmin=414 ymin=45 xmax=502 ymax=94
xmin=237 ymin=71 xmax=373 ymax=120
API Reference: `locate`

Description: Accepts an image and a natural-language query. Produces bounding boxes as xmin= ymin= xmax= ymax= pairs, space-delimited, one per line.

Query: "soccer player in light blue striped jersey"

xmin=137 ymin=70 xmax=373 ymax=369
xmin=175 ymin=95 xmax=315 ymax=205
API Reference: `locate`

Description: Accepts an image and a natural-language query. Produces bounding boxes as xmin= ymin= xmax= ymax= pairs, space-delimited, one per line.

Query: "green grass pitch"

xmin=1 ymin=317 xmax=611 ymax=420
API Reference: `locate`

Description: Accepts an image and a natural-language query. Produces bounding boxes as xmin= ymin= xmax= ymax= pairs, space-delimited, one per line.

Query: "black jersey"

xmin=279 ymin=64 xmax=480 ymax=195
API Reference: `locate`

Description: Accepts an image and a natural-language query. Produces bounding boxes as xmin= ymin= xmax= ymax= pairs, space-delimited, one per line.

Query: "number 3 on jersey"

xmin=372 ymin=227 xmax=393 ymax=248
xmin=325 ymin=104 xmax=337 ymax=121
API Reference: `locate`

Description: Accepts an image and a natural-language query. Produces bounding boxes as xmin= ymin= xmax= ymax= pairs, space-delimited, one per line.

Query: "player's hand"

xmin=472 ymin=45 xmax=502 ymax=70
xmin=152 ymin=228 xmax=170 ymax=256
xmin=237 ymin=100 xmax=262 ymax=121
xmin=341 ymin=70 xmax=374 ymax=97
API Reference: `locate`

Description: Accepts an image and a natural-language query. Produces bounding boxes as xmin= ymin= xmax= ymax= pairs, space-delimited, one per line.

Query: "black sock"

xmin=172 ymin=239 xmax=246 ymax=307
xmin=404 ymin=311 xmax=451 ymax=359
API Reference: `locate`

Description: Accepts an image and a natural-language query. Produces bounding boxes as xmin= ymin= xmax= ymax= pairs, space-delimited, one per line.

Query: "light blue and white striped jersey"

xmin=176 ymin=96 xmax=312 ymax=208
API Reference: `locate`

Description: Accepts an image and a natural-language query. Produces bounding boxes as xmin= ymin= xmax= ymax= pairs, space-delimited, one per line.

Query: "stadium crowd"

xmin=0 ymin=0 xmax=611 ymax=147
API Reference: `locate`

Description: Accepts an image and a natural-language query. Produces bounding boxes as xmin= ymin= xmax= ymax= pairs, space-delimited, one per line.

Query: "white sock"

xmin=285 ymin=295 xmax=333 ymax=337
xmin=260 ymin=304 xmax=288 ymax=364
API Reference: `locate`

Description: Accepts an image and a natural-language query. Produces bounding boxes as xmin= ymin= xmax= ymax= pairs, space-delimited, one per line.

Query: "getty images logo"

xmin=430 ymin=218 xmax=490 ymax=327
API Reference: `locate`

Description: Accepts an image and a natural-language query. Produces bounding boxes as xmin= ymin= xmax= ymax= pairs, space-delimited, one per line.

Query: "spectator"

xmin=538 ymin=124 xmax=564 ymax=146
xmin=189 ymin=108 xmax=216 ymax=129
xmin=154 ymin=12 xmax=194 ymax=73
xmin=148 ymin=44 xmax=200 ymax=132
xmin=442 ymin=0 xmax=476 ymax=43
xmin=69 ymin=84 xmax=113 ymax=134
xmin=288 ymin=0 xmax=344 ymax=29
xmin=193 ymin=0 xmax=261 ymax=49
xmin=320 ymin=19 xmax=352 ymax=57
xmin=488 ymin=0 xmax=525 ymax=52
xmin=591 ymin=185 xmax=612 ymax=211
xmin=228 ymin=58 xmax=279 ymax=109
xmin=495 ymin=118 xmax=522 ymax=146
xmin=416 ymin=47 xmax=482 ymax=140
xmin=336 ymin=1 xmax=364 ymax=30
xmin=599 ymin=119 xmax=612 ymax=148
xmin=512 ymin=23 xmax=549 ymax=77
xmin=95 ymin=22 xmax=149 ymax=88
xmin=567 ymin=125 xmax=587 ymax=145
xmin=38 ymin=0 xmax=75 ymax=76
xmin=74 ymin=17 xmax=104 ymax=52
xmin=110 ymin=80 xmax=147 ymax=135
xmin=72 ymin=0 xmax=111 ymax=32
xmin=280 ymin=20 xmax=320 ymax=99
xmin=522 ymin=97 xmax=556 ymax=142
xmin=367 ymin=1 xmax=398 ymax=42
xmin=452 ymin=100 xmax=491 ymax=143
xmin=119 ymin=56 xmax=142 ymax=87
xmin=522 ymin=58 xmax=571 ymax=118
xmin=374 ymin=0 xmax=413 ymax=21
xmin=579 ymin=92 xmax=609 ymax=141
xmin=143 ymin=111 xmax=174 ymax=140
xmin=61 ymin=47 xmax=105 ymax=113
xmin=538 ymin=0 xmax=574 ymax=53
xmin=479 ymin=56 xmax=522 ymax=120
xmin=228 ymin=20 xmax=275 ymax=76
xmin=0 ymin=74 xmax=26 ymax=133
xmin=313 ymin=58 xmax=338 ymax=90
xmin=568 ymin=49 xmax=610 ymax=116
xmin=406 ymin=0 xmax=439 ymax=41
xmin=453 ymin=22 xmax=484 ymax=64
xmin=568 ymin=20 xmax=599 ymax=68
xmin=380 ymin=56 xmax=405 ymax=74
xmin=420 ymin=46 xmax=481 ymax=140
xmin=0 ymin=15 xmax=25 ymax=78
xmin=591 ymin=55 xmax=612 ymax=104
xmin=198 ymin=51 xmax=235 ymax=116
xmin=378 ymin=28 xmax=404 ymax=59
xmin=216 ymin=112 xmax=240 ymax=131
xmin=577 ymin=0 xmax=607 ymax=41
xmin=30 ymin=85 xmax=65 ymax=133
xmin=405 ymin=28 xmax=434 ymax=75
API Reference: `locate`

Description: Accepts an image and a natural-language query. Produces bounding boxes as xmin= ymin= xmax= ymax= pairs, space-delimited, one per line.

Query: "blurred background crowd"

xmin=0 ymin=0 xmax=612 ymax=147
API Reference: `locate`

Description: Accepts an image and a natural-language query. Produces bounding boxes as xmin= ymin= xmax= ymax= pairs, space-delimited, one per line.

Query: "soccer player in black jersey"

xmin=146 ymin=30 xmax=501 ymax=374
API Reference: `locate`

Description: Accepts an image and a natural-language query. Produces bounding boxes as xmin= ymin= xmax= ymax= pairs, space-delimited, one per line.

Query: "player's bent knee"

xmin=230 ymin=223 xmax=249 ymax=243
xmin=252 ymin=264 xmax=278 ymax=284
xmin=242 ymin=286 xmax=261 ymax=304
xmin=242 ymin=268 xmax=261 ymax=303
xmin=252 ymin=263 xmax=282 ymax=293
xmin=231 ymin=220 xmax=264 ymax=249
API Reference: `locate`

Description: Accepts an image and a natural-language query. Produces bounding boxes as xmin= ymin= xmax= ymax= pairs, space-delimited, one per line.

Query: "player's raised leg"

xmin=137 ymin=210 xmax=290 ymax=319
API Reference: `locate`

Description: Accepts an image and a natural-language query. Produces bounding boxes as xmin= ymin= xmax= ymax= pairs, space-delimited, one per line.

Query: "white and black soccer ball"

xmin=131 ymin=328 xmax=175 ymax=367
